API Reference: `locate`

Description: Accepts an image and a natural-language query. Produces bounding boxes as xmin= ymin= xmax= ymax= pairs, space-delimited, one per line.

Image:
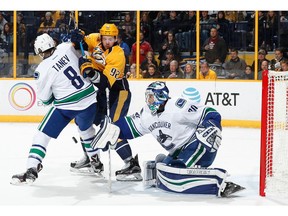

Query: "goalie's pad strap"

xmin=91 ymin=116 xmax=120 ymax=149
xmin=156 ymin=163 xmax=227 ymax=195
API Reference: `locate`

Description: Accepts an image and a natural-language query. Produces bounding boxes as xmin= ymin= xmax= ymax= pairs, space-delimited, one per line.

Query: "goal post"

xmin=260 ymin=70 xmax=288 ymax=197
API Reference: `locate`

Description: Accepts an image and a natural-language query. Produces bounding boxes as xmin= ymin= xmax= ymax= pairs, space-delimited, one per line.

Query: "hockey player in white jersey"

xmin=92 ymin=81 xmax=245 ymax=197
xmin=11 ymin=33 xmax=101 ymax=185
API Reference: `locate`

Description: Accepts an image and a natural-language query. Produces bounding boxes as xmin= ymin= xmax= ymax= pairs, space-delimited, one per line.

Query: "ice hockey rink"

xmin=1 ymin=122 xmax=288 ymax=215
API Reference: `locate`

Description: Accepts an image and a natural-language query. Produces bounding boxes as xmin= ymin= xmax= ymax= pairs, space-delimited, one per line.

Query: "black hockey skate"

xmin=90 ymin=154 xmax=104 ymax=173
xmin=70 ymin=154 xmax=104 ymax=177
xmin=221 ymin=182 xmax=245 ymax=197
xmin=70 ymin=155 xmax=91 ymax=171
xmin=11 ymin=163 xmax=43 ymax=185
xmin=115 ymin=154 xmax=143 ymax=181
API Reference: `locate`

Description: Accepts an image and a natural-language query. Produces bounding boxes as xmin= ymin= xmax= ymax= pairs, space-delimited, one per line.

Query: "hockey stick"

xmin=106 ymin=87 xmax=112 ymax=193
xmin=69 ymin=11 xmax=85 ymax=56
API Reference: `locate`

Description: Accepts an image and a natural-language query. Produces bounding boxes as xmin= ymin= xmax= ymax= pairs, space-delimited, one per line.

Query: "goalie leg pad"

xmin=143 ymin=154 xmax=167 ymax=187
xmin=143 ymin=160 xmax=156 ymax=187
xmin=91 ymin=116 xmax=120 ymax=149
xmin=155 ymin=163 xmax=228 ymax=196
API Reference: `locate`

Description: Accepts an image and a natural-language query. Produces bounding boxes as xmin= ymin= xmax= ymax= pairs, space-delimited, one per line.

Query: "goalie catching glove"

xmin=79 ymin=55 xmax=100 ymax=83
xmin=91 ymin=115 xmax=120 ymax=149
xmin=196 ymin=126 xmax=222 ymax=152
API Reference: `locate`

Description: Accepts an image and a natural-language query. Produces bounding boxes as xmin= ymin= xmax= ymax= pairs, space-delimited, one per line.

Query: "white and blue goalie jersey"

xmin=120 ymin=97 xmax=221 ymax=154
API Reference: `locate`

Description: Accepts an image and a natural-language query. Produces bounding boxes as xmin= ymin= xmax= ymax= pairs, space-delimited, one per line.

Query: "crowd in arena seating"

xmin=1 ymin=10 xmax=288 ymax=79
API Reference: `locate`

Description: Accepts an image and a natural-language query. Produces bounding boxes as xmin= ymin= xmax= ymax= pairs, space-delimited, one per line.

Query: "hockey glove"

xmin=92 ymin=47 xmax=106 ymax=65
xmin=196 ymin=126 xmax=222 ymax=153
xmin=79 ymin=56 xmax=100 ymax=83
xmin=71 ymin=29 xmax=85 ymax=44
xmin=60 ymin=33 xmax=71 ymax=42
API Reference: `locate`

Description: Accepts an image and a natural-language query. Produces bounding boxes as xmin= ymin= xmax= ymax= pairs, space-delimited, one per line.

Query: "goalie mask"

xmin=34 ymin=33 xmax=55 ymax=59
xmin=145 ymin=81 xmax=170 ymax=114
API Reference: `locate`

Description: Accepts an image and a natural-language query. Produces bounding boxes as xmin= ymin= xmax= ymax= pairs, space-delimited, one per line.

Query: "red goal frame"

xmin=259 ymin=70 xmax=273 ymax=197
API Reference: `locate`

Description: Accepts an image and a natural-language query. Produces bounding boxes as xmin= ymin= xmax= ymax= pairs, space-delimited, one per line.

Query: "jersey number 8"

xmin=64 ymin=66 xmax=85 ymax=89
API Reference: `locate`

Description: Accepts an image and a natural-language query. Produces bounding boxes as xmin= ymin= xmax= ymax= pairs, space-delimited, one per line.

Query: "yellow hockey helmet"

xmin=100 ymin=23 xmax=119 ymax=37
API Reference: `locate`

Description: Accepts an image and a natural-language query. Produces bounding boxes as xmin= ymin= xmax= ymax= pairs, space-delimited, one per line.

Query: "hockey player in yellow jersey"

xmin=70 ymin=24 xmax=141 ymax=181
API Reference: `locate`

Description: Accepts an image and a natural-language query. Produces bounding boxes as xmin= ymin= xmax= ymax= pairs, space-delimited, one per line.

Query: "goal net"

xmin=260 ymin=70 xmax=288 ymax=197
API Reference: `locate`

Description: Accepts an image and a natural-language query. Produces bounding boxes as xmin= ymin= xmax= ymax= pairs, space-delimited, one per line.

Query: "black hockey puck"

xmin=72 ymin=136 xmax=78 ymax=143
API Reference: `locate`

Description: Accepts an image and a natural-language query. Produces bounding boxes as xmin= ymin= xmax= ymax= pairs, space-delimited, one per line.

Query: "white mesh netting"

xmin=264 ymin=71 xmax=288 ymax=197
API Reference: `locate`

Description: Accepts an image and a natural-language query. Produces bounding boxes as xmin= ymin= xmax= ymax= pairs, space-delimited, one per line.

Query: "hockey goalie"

xmin=91 ymin=81 xmax=245 ymax=197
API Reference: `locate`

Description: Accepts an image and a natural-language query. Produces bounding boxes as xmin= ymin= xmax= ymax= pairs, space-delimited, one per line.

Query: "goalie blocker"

xmin=143 ymin=160 xmax=245 ymax=197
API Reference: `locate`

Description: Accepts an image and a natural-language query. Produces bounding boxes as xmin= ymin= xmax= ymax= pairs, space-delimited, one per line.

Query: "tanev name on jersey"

xmin=52 ymin=55 xmax=70 ymax=72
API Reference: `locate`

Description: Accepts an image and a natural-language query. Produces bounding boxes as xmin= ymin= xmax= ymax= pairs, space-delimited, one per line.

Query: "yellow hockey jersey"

xmin=102 ymin=45 xmax=126 ymax=87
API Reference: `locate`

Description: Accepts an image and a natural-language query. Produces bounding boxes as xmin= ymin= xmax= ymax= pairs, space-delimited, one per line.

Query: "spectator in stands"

xmin=0 ymin=12 xmax=8 ymax=33
xmin=55 ymin=11 xmax=74 ymax=35
xmin=152 ymin=11 xmax=168 ymax=50
xmin=0 ymin=23 xmax=13 ymax=54
xmin=223 ymin=48 xmax=247 ymax=79
xmin=280 ymin=59 xmax=288 ymax=72
xmin=252 ymin=48 xmax=270 ymax=73
xmin=263 ymin=11 xmax=278 ymax=51
xmin=131 ymin=31 xmax=153 ymax=65
xmin=175 ymin=11 xmax=196 ymax=52
xmin=243 ymin=65 xmax=254 ymax=80
xmin=37 ymin=11 xmax=56 ymax=35
xmin=117 ymin=34 xmax=131 ymax=73
xmin=159 ymin=49 xmax=175 ymax=74
xmin=247 ymin=11 xmax=266 ymax=50
xmin=258 ymin=60 xmax=269 ymax=80
xmin=203 ymin=27 xmax=228 ymax=64
xmin=200 ymin=11 xmax=215 ymax=46
xmin=269 ymin=47 xmax=287 ymax=71
xmin=119 ymin=12 xmax=136 ymax=49
xmin=17 ymin=13 xmax=26 ymax=54
xmin=183 ymin=63 xmax=196 ymax=79
xmin=225 ymin=11 xmax=246 ymax=22
xmin=162 ymin=59 xmax=183 ymax=79
xmin=140 ymin=11 xmax=152 ymax=44
xmin=158 ymin=30 xmax=180 ymax=62
xmin=143 ymin=64 xmax=162 ymax=78
xmin=180 ymin=11 xmax=196 ymax=33
xmin=126 ymin=63 xmax=139 ymax=79
xmin=216 ymin=11 xmax=230 ymax=48
xmin=161 ymin=11 xmax=180 ymax=39
xmin=199 ymin=61 xmax=217 ymax=80
xmin=140 ymin=51 xmax=158 ymax=77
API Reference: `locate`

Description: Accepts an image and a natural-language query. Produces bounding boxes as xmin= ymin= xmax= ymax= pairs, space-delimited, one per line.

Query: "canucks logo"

xmin=157 ymin=130 xmax=174 ymax=150
xmin=34 ymin=71 xmax=40 ymax=80
xmin=157 ymin=130 xmax=172 ymax=143
xmin=176 ymin=98 xmax=186 ymax=108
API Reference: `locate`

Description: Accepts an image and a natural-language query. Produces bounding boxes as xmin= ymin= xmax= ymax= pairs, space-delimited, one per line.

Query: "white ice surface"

xmin=1 ymin=123 xmax=287 ymax=215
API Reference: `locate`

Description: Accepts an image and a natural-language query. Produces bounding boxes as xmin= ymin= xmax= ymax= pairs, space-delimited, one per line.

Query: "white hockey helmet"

xmin=34 ymin=33 xmax=55 ymax=56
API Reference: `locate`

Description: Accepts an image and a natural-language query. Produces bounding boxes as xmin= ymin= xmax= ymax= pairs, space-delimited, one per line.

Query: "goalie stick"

xmin=106 ymin=88 xmax=112 ymax=193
